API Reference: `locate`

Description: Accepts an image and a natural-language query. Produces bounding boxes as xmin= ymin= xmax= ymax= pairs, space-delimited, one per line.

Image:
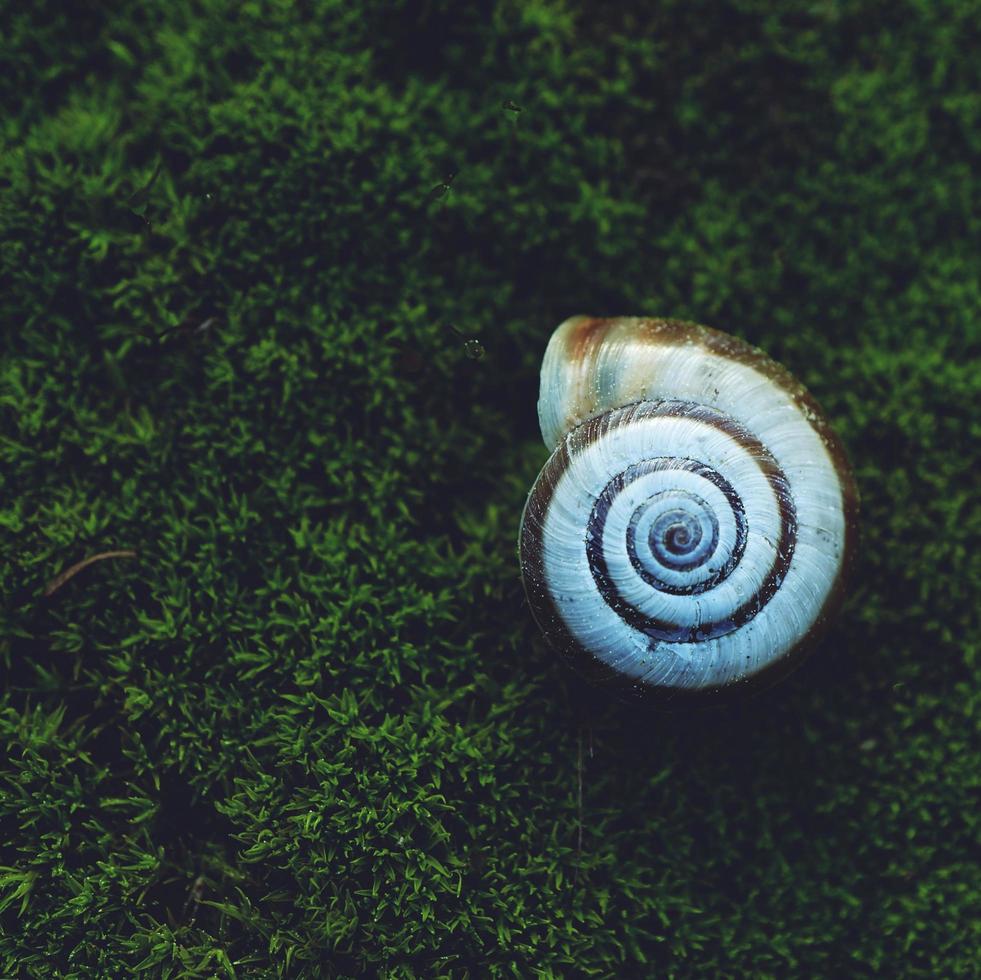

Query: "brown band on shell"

xmin=550 ymin=316 xmax=858 ymax=499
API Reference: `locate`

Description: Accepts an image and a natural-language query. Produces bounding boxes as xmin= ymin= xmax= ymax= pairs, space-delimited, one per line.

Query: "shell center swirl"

xmin=639 ymin=497 xmax=716 ymax=570
xmin=577 ymin=405 xmax=799 ymax=646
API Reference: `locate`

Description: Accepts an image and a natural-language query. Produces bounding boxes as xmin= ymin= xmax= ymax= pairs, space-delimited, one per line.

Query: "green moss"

xmin=1 ymin=0 xmax=978 ymax=976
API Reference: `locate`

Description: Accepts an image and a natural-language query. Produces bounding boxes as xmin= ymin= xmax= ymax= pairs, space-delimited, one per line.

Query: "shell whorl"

xmin=519 ymin=316 xmax=858 ymax=702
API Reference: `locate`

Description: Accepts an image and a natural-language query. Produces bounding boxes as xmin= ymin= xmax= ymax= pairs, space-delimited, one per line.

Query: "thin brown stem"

xmin=43 ymin=549 xmax=138 ymax=597
xmin=574 ymin=727 xmax=584 ymax=884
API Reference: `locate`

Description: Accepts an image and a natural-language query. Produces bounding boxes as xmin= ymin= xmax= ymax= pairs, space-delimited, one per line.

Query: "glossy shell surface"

xmin=519 ymin=316 xmax=858 ymax=702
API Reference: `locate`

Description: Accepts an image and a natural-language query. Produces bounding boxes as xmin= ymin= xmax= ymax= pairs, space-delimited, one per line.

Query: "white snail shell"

xmin=519 ymin=316 xmax=859 ymax=702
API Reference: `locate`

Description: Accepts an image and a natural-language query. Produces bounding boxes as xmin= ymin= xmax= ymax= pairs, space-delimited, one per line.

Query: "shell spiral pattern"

xmin=519 ymin=317 xmax=858 ymax=701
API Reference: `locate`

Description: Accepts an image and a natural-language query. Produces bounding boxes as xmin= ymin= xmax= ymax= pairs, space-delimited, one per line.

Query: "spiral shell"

xmin=519 ymin=316 xmax=858 ymax=702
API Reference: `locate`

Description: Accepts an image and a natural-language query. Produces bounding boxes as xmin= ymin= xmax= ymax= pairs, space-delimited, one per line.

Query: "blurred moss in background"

xmin=1 ymin=0 xmax=978 ymax=976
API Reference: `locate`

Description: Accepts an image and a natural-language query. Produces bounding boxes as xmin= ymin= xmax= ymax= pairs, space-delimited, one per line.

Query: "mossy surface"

xmin=1 ymin=1 xmax=978 ymax=976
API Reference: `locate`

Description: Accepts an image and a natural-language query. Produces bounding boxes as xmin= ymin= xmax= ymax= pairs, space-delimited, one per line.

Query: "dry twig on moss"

xmin=43 ymin=550 xmax=138 ymax=597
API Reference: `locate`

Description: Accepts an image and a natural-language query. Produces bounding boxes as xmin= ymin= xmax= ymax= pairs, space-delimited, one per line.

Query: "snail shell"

xmin=519 ymin=316 xmax=858 ymax=702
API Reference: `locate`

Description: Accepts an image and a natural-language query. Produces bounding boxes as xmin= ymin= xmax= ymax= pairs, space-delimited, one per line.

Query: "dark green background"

xmin=1 ymin=1 xmax=978 ymax=976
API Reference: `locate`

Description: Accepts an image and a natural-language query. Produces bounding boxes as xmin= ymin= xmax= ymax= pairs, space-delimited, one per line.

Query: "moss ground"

xmin=1 ymin=1 xmax=979 ymax=976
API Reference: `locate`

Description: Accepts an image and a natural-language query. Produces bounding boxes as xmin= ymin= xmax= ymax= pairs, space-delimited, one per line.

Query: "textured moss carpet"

xmin=1 ymin=1 xmax=979 ymax=976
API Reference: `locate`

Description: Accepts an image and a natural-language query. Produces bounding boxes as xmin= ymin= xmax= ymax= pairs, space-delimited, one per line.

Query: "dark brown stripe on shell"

xmin=553 ymin=317 xmax=858 ymax=495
